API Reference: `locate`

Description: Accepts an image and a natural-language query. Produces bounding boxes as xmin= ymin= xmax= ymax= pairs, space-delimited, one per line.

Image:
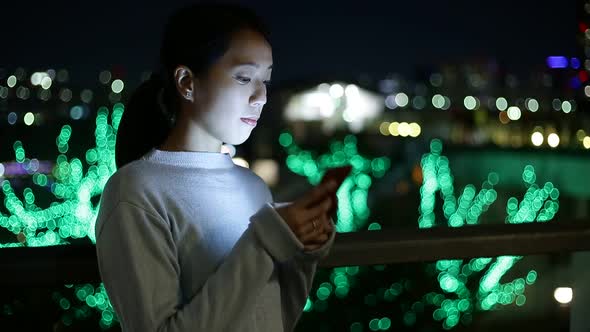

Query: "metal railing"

xmin=0 ymin=220 xmax=589 ymax=285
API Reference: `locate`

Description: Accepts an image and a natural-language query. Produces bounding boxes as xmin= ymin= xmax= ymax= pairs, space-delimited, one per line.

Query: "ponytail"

xmin=115 ymin=74 xmax=174 ymax=169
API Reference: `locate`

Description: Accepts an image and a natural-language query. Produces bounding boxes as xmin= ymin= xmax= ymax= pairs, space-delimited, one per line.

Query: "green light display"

xmin=280 ymin=134 xmax=559 ymax=330
xmin=1 ymin=104 xmax=123 ymax=328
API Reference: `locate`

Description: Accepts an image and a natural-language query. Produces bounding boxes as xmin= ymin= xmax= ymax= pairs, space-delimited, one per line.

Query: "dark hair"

xmin=115 ymin=3 xmax=270 ymax=169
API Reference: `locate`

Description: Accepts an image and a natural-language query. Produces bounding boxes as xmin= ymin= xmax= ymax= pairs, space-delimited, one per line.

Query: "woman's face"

xmin=190 ymin=28 xmax=273 ymax=146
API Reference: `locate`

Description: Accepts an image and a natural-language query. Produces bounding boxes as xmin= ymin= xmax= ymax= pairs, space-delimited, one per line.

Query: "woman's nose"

xmin=250 ymin=82 xmax=267 ymax=107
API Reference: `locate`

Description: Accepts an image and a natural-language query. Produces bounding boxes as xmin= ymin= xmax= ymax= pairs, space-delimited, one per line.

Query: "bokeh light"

xmin=7 ymin=75 xmax=17 ymax=88
xmin=554 ymin=287 xmax=573 ymax=304
xmin=547 ymin=133 xmax=560 ymax=148
xmin=23 ymin=112 xmax=34 ymax=126
xmin=395 ymin=92 xmax=409 ymax=107
xmin=329 ymin=84 xmax=344 ymax=98
xmin=463 ymin=96 xmax=477 ymax=110
xmin=110 ymin=79 xmax=124 ymax=94
xmin=526 ymin=98 xmax=539 ymax=112
xmin=531 ymin=132 xmax=544 ymax=146
xmin=495 ymin=97 xmax=508 ymax=111
xmin=507 ymin=106 xmax=521 ymax=120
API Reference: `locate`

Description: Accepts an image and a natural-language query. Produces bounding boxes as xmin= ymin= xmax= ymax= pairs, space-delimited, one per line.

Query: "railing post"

xmin=570 ymin=252 xmax=590 ymax=332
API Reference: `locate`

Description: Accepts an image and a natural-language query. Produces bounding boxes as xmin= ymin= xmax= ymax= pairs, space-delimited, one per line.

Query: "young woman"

xmin=94 ymin=4 xmax=337 ymax=332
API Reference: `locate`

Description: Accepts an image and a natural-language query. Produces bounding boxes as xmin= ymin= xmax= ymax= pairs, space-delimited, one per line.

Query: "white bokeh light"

xmin=554 ymin=287 xmax=573 ymax=304
xmin=531 ymin=132 xmax=544 ymax=146
xmin=547 ymin=133 xmax=560 ymax=148
xmin=507 ymin=106 xmax=521 ymax=120
xmin=329 ymin=84 xmax=344 ymax=98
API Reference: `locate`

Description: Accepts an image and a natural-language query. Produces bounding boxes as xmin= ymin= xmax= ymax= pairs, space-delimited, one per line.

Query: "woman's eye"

xmin=235 ymin=76 xmax=251 ymax=84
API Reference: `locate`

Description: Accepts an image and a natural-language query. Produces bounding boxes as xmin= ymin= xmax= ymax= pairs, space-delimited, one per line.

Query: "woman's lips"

xmin=241 ymin=118 xmax=258 ymax=126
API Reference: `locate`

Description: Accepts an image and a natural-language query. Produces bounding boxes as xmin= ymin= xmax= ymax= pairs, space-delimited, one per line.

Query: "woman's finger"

xmin=304 ymin=243 xmax=322 ymax=251
xmin=296 ymin=180 xmax=337 ymax=209
xmin=302 ymin=232 xmax=329 ymax=246
xmin=302 ymin=195 xmax=332 ymax=221
xmin=298 ymin=215 xmax=328 ymax=244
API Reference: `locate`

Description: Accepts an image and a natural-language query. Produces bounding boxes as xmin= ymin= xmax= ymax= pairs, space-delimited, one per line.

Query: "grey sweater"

xmin=95 ymin=149 xmax=335 ymax=332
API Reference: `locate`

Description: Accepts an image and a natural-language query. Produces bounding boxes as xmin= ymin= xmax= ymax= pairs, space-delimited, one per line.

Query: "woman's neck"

xmin=159 ymin=117 xmax=223 ymax=153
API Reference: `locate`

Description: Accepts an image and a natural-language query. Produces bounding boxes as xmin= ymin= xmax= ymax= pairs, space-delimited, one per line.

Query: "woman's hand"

xmin=275 ymin=180 xmax=338 ymax=251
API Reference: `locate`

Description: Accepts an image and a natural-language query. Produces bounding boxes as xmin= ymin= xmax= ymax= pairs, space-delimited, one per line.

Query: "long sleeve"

xmin=96 ymin=201 xmax=302 ymax=332
xmin=272 ymin=202 xmax=337 ymax=332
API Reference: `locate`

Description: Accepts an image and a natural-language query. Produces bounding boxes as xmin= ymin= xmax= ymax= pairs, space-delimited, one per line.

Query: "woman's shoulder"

xmin=97 ymin=159 xmax=170 ymax=224
xmin=101 ymin=159 xmax=165 ymax=203
xmin=232 ymin=164 xmax=273 ymax=200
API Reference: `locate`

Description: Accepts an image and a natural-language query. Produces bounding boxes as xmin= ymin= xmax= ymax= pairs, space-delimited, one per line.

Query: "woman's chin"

xmin=225 ymin=134 xmax=251 ymax=146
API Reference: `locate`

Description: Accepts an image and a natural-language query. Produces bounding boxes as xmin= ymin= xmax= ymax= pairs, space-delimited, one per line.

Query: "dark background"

xmin=2 ymin=0 xmax=576 ymax=85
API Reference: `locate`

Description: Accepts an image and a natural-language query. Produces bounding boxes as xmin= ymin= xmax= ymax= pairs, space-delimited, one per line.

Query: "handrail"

xmin=320 ymin=221 xmax=590 ymax=267
xmin=0 ymin=221 xmax=589 ymax=285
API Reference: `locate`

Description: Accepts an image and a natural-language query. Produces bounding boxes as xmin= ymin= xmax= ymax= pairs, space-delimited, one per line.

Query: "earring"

xmin=186 ymin=91 xmax=192 ymax=99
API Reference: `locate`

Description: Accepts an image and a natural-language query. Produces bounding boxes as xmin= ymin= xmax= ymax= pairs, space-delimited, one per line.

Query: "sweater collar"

xmin=142 ymin=148 xmax=235 ymax=169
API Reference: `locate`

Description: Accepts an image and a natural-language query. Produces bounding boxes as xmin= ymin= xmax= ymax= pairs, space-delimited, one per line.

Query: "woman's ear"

xmin=174 ymin=65 xmax=195 ymax=102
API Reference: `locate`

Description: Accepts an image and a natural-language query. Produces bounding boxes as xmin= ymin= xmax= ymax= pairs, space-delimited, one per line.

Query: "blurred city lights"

xmin=385 ymin=95 xmax=397 ymax=109
xmin=498 ymin=111 xmax=510 ymax=124
xmin=463 ymin=96 xmax=477 ymax=110
xmin=251 ymin=159 xmax=279 ymax=186
xmin=81 ymin=89 xmax=94 ymax=103
xmin=7 ymin=112 xmax=17 ymax=125
xmin=561 ymin=101 xmax=572 ymax=113
xmin=409 ymin=123 xmax=421 ymax=137
xmin=111 ymin=79 xmax=124 ymax=93
xmin=571 ymin=57 xmax=581 ymax=69
xmin=329 ymin=84 xmax=344 ymax=98
xmin=531 ymin=132 xmax=544 ymax=146
xmin=552 ymin=99 xmax=562 ymax=111
xmin=389 ymin=122 xmax=399 ymax=136
xmin=429 ymin=73 xmax=443 ymax=87
xmin=547 ymin=133 xmax=560 ymax=148
xmin=99 ymin=70 xmax=112 ymax=84
xmin=383 ymin=122 xmax=421 ymax=138
xmin=40 ymin=76 xmax=52 ymax=90
xmin=395 ymin=92 xmax=409 ymax=107
xmin=432 ymin=94 xmax=445 ymax=109
xmin=30 ymin=72 xmax=47 ymax=86
xmin=496 ymin=97 xmax=508 ymax=111
xmin=70 ymin=106 xmax=84 ymax=120
xmin=345 ymin=84 xmax=359 ymax=97
xmin=442 ymin=96 xmax=451 ymax=110
xmin=553 ymin=287 xmax=573 ymax=304
xmin=583 ymin=136 xmax=590 ymax=149
xmin=379 ymin=122 xmax=390 ymax=135
xmin=412 ymin=95 xmax=426 ymax=109
xmin=60 ymin=88 xmax=73 ymax=102
xmin=23 ymin=112 xmax=34 ymax=126
xmin=56 ymin=69 xmax=69 ymax=82
xmin=7 ymin=75 xmax=17 ymax=88
xmin=398 ymin=122 xmax=410 ymax=137
xmin=507 ymin=106 xmax=521 ymax=120
xmin=546 ymin=56 xmax=568 ymax=68
xmin=526 ymin=98 xmax=539 ymax=112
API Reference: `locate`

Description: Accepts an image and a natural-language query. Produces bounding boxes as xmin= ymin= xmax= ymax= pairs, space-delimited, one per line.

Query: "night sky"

xmin=2 ymin=0 xmax=577 ymax=85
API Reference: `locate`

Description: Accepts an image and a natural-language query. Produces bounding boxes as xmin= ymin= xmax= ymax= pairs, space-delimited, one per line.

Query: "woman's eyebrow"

xmin=233 ymin=62 xmax=273 ymax=70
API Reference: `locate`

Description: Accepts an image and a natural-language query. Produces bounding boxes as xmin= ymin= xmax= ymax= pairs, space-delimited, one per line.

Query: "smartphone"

xmin=320 ymin=165 xmax=352 ymax=216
